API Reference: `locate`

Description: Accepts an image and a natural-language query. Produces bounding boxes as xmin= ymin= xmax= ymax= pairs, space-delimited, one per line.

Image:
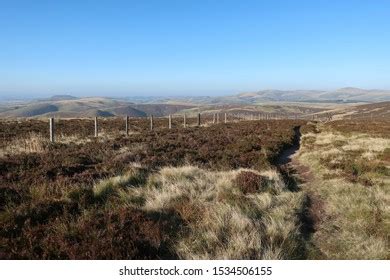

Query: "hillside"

xmin=181 ymin=103 xmax=332 ymax=118
xmin=0 ymin=88 xmax=389 ymax=119
xmin=311 ymin=101 xmax=390 ymax=120
xmin=0 ymin=97 xmax=194 ymax=118
xmin=158 ymin=87 xmax=390 ymax=105
xmin=233 ymin=87 xmax=390 ymax=103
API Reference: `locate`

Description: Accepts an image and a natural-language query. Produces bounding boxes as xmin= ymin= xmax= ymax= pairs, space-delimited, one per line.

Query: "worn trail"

xmin=274 ymin=125 xmax=319 ymax=258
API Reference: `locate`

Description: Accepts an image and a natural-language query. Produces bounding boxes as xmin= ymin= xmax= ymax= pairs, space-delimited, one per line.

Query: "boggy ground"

xmin=0 ymin=119 xmax=310 ymax=259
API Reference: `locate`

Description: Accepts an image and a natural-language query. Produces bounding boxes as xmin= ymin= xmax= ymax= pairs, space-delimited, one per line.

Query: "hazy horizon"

xmin=1 ymin=86 xmax=390 ymax=103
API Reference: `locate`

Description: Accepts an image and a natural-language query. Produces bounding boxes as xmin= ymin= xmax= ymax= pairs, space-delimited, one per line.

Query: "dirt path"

xmin=274 ymin=126 xmax=313 ymax=192
xmin=276 ymin=126 xmax=301 ymax=166
xmin=274 ymin=125 xmax=320 ymax=258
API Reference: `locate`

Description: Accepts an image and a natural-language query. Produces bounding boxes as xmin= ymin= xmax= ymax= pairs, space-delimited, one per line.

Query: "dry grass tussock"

xmin=107 ymin=166 xmax=307 ymax=259
xmin=298 ymin=123 xmax=390 ymax=259
xmin=0 ymin=133 xmax=48 ymax=157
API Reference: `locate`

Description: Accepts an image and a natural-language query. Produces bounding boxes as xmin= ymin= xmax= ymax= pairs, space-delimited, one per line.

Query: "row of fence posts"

xmin=47 ymin=112 xmax=330 ymax=142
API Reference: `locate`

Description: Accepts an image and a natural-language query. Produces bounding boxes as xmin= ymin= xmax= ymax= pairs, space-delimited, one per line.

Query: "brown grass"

xmin=297 ymin=121 xmax=390 ymax=259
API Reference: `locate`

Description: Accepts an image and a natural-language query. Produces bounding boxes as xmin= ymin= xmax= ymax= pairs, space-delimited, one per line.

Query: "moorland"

xmin=0 ymin=99 xmax=389 ymax=260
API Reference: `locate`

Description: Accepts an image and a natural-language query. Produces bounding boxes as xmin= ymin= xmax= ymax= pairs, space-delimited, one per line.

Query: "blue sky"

xmin=0 ymin=0 xmax=389 ymax=97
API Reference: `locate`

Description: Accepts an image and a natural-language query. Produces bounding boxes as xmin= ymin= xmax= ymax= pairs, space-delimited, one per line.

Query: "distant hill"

xmin=181 ymin=103 xmax=331 ymax=117
xmin=48 ymin=95 xmax=78 ymax=101
xmin=158 ymin=88 xmax=390 ymax=105
xmin=0 ymin=96 xmax=195 ymax=118
xmin=0 ymin=89 xmax=389 ymax=118
xmin=112 ymin=106 xmax=147 ymax=117
xmin=131 ymin=104 xmax=194 ymax=116
xmin=236 ymin=87 xmax=390 ymax=103
xmin=3 ymin=103 xmax=59 ymax=117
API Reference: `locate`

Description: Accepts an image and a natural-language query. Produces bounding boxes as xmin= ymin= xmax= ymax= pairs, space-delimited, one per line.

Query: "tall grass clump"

xmin=93 ymin=168 xmax=147 ymax=203
xmin=121 ymin=166 xmax=307 ymax=259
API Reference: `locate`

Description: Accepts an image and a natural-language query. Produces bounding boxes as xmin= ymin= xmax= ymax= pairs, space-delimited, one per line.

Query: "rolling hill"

xmin=0 ymin=97 xmax=195 ymax=118
xmin=0 ymin=87 xmax=389 ymax=118
xmin=157 ymin=87 xmax=390 ymax=105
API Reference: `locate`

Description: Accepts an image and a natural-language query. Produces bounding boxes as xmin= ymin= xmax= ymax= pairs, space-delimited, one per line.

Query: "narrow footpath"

xmin=274 ymin=125 xmax=320 ymax=258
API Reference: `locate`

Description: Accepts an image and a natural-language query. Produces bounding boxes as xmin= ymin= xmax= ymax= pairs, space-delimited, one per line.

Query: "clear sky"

xmin=1 ymin=0 xmax=389 ymax=97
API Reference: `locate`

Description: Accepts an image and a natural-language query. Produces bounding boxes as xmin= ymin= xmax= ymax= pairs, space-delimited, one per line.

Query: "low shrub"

xmin=234 ymin=171 xmax=267 ymax=194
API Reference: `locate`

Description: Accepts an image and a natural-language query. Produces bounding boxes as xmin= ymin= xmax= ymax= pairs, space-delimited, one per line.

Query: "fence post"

xmin=94 ymin=117 xmax=98 ymax=137
xmin=49 ymin=117 xmax=55 ymax=143
xmin=217 ymin=113 xmax=220 ymax=124
xmin=213 ymin=113 xmax=216 ymax=124
xmin=150 ymin=115 xmax=154 ymax=130
xmin=183 ymin=114 xmax=186 ymax=128
xmin=125 ymin=115 xmax=129 ymax=136
xmin=197 ymin=113 xmax=201 ymax=126
xmin=224 ymin=113 xmax=227 ymax=123
xmin=168 ymin=114 xmax=172 ymax=129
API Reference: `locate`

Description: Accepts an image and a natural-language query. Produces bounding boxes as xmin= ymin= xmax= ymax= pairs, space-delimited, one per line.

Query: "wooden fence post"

xmin=197 ymin=113 xmax=201 ymax=126
xmin=217 ymin=113 xmax=220 ymax=124
xmin=125 ymin=115 xmax=129 ymax=136
xmin=168 ymin=114 xmax=172 ymax=129
xmin=150 ymin=115 xmax=154 ymax=130
xmin=224 ymin=113 xmax=227 ymax=123
xmin=94 ymin=117 xmax=98 ymax=137
xmin=213 ymin=113 xmax=216 ymax=124
xmin=49 ymin=117 xmax=55 ymax=143
xmin=183 ymin=114 xmax=186 ymax=128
